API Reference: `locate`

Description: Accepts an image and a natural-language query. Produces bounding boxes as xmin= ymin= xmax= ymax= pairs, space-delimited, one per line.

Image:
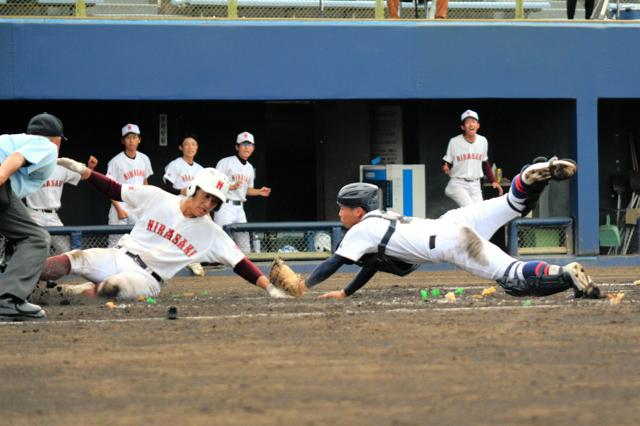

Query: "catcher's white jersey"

xmin=336 ymin=200 xmax=520 ymax=281
xmin=442 ymin=134 xmax=488 ymax=180
xmin=24 ymin=165 xmax=81 ymax=210
xmin=163 ymin=157 xmax=204 ymax=190
xmin=215 ymin=155 xmax=254 ymax=202
xmin=116 ymin=185 xmax=245 ymax=280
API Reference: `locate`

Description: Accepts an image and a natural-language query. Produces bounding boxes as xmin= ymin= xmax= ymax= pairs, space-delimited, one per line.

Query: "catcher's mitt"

xmin=269 ymin=257 xmax=304 ymax=297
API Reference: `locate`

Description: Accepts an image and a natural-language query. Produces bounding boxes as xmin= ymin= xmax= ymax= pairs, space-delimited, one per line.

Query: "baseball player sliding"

xmin=274 ymin=156 xmax=600 ymax=300
xmin=214 ymin=132 xmax=271 ymax=253
xmin=24 ymin=156 xmax=98 ymax=254
xmin=40 ymin=159 xmax=289 ymax=299
xmin=442 ymin=110 xmax=502 ymax=207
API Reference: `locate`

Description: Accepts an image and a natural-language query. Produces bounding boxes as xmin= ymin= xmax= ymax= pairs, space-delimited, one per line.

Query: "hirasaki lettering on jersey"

xmin=42 ymin=179 xmax=64 ymax=188
xmin=180 ymin=175 xmax=195 ymax=183
xmin=147 ymin=219 xmax=198 ymax=257
xmin=231 ymin=175 xmax=249 ymax=185
xmin=455 ymin=153 xmax=483 ymax=162
xmin=122 ymin=169 xmax=146 ymax=181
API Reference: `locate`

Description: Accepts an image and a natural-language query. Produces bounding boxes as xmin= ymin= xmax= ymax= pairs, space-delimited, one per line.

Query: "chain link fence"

xmin=2 ymin=0 xmax=603 ymax=20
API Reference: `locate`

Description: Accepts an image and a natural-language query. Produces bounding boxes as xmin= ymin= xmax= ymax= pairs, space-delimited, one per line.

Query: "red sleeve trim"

xmin=233 ymin=257 xmax=263 ymax=285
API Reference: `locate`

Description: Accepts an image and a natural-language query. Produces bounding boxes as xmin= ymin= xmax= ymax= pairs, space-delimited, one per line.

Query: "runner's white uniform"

xmin=24 ymin=165 xmax=81 ymax=253
xmin=442 ymin=134 xmax=488 ymax=207
xmin=67 ymin=185 xmax=245 ymax=298
xmin=336 ymin=196 xmax=520 ymax=281
xmin=106 ymin=151 xmax=153 ymax=246
xmin=214 ymin=155 xmax=254 ymax=252
xmin=163 ymin=157 xmax=203 ymax=191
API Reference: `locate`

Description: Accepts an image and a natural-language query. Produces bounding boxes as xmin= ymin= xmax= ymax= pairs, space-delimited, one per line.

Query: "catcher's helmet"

xmin=337 ymin=182 xmax=380 ymax=212
xmin=186 ymin=168 xmax=229 ymax=211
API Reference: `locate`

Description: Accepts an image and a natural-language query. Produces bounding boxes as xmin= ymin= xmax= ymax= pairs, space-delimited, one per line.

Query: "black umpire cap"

xmin=27 ymin=113 xmax=66 ymax=140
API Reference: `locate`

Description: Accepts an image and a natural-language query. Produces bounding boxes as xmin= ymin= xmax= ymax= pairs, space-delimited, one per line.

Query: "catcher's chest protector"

xmin=356 ymin=214 xmax=419 ymax=277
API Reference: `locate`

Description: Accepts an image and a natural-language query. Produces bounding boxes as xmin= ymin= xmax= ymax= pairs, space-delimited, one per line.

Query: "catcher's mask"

xmin=337 ymin=182 xmax=380 ymax=212
xmin=186 ymin=168 xmax=230 ymax=212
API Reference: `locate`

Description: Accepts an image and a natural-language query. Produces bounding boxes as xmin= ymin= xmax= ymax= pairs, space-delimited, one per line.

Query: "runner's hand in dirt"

xmin=318 ymin=290 xmax=347 ymax=299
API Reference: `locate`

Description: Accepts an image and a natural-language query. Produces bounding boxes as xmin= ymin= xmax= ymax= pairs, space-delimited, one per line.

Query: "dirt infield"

xmin=2 ymin=267 xmax=640 ymax=425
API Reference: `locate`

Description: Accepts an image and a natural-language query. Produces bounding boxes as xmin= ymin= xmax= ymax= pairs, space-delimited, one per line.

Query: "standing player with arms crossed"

xmin=40 ymin=160 xmax=289 ymax=300
xmin=162 ymin=134 xmax=205 ymax=277
xmin=215 ymin=132 xmax=271 ymax=253
xmin=442 ymin=110 xmax=503 ymax=207
xmin=276 ymin=156 xmax=600 ymax=300
xmin=24 ymin=156 xmax=98 ymax=254
xmin=106 ymin=123 xmax=153 ymax=247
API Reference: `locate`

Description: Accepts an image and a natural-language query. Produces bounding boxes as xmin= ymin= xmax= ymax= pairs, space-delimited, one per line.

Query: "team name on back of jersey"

xmin=180 ymin=175 xmax=195 ymax=183
xmin=122 ymin=169 xmax=146 ymax=181
xmin=42 ymin=179 xmax=64 ymax=188
xmin=455 ymin=153 xmax=483 ymax=162
xmin=147 ymin=219 xmax=198 ymax=257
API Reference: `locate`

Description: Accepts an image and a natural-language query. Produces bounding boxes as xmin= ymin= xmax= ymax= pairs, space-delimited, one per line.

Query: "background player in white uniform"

xmin=292 ymin=156 xmax=600 ymax=300
xmin=214 ymin=132 xmax=271 ymax=253
xmin=162 ymin=134 xmax=205 ymax=276
xmin=41 ymin=160 xmax=289 ymax=300
xmin=106 ymin=124 xmax=153 ymax=247
xmin=442 ymin=110 xmax=503 ymax=207
xmin=24 ymin=156 xmax=98 ymax=253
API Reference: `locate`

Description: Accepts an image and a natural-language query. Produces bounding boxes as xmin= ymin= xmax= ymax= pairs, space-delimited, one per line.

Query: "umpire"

xmin=0 ymin=113 xmax=63 ymax=321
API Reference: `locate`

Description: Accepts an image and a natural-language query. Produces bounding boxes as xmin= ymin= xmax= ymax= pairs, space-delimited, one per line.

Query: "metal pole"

xmin=375 ymin=0 xmax=385 ymax=19
xmin=228 ymin=0 xmax=238 ymax=18
xmin=75 ymin=0 xmax=86 ymax=17
xmin=515 ymin=0 xmax=524 ymax=19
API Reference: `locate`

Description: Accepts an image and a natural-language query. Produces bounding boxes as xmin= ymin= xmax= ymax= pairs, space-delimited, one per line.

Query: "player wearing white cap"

xmin=24 ymin=156 xmax=98 ymax=254
xmin=40 ymin=160 xmax=289 ymax=299
xmin=214 ymin=131 xmax=271 ymax=253
xmin=290 ymin=156 xmax=600 ymax=300
xmin=106 ymin=124 xmax=153 ymax=247
xmin=162 ymin=134 xmax=205 ymax=276
xmin=442 ymin=110 xmax=503 ymax=207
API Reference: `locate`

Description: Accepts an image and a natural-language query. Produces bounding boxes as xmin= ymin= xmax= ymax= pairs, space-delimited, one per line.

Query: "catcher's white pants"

xmin=214 ymin=202 xmax=251 ymax=253
xmin=65 ymin=248 xmax=161 ymax=299
xmin=431 ymin=195 xmax=520 ymax=281
xmin=108 ymin=205 xmax=138 ymax=248
xmin=444 ymin=177 xmax=483 ymax=207
xmin=27 ymin=208 xmax=70 ymax=254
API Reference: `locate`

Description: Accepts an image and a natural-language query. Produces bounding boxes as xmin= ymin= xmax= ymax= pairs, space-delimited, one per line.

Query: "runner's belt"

xmin=452 ymin=177 xmax=479 ymax=182
xmin=33 ymin=208 xmax=58 ymax=213
xmin=122 ymin=250 xmax=162 ymax=283
xmin=226 ymin=200 xmax=243 ymax=205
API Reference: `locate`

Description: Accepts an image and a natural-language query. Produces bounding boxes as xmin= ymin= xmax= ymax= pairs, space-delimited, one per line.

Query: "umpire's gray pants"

xmin=0 ymin=185 xmax=50 ymax=301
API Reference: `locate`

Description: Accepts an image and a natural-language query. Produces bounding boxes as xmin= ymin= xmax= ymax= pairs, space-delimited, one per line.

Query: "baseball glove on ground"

xmin=269 ymin=257 xmax=304 ymax=297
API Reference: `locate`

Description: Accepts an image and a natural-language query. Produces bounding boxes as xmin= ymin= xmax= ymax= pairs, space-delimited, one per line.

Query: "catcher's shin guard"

xmin=497 ymin=262 xmax=599 ymax=298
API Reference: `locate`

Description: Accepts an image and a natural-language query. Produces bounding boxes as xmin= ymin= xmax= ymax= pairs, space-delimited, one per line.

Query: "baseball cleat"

xmin=0 ymin=297 xmax=46 ymax=321
xmin=97 ymin=282 xmax=120 ymax=298
xmin=522 ymin=156 xmax=577 ymax=185
xmin=563 ymin=262 xmax=601 ymax=299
